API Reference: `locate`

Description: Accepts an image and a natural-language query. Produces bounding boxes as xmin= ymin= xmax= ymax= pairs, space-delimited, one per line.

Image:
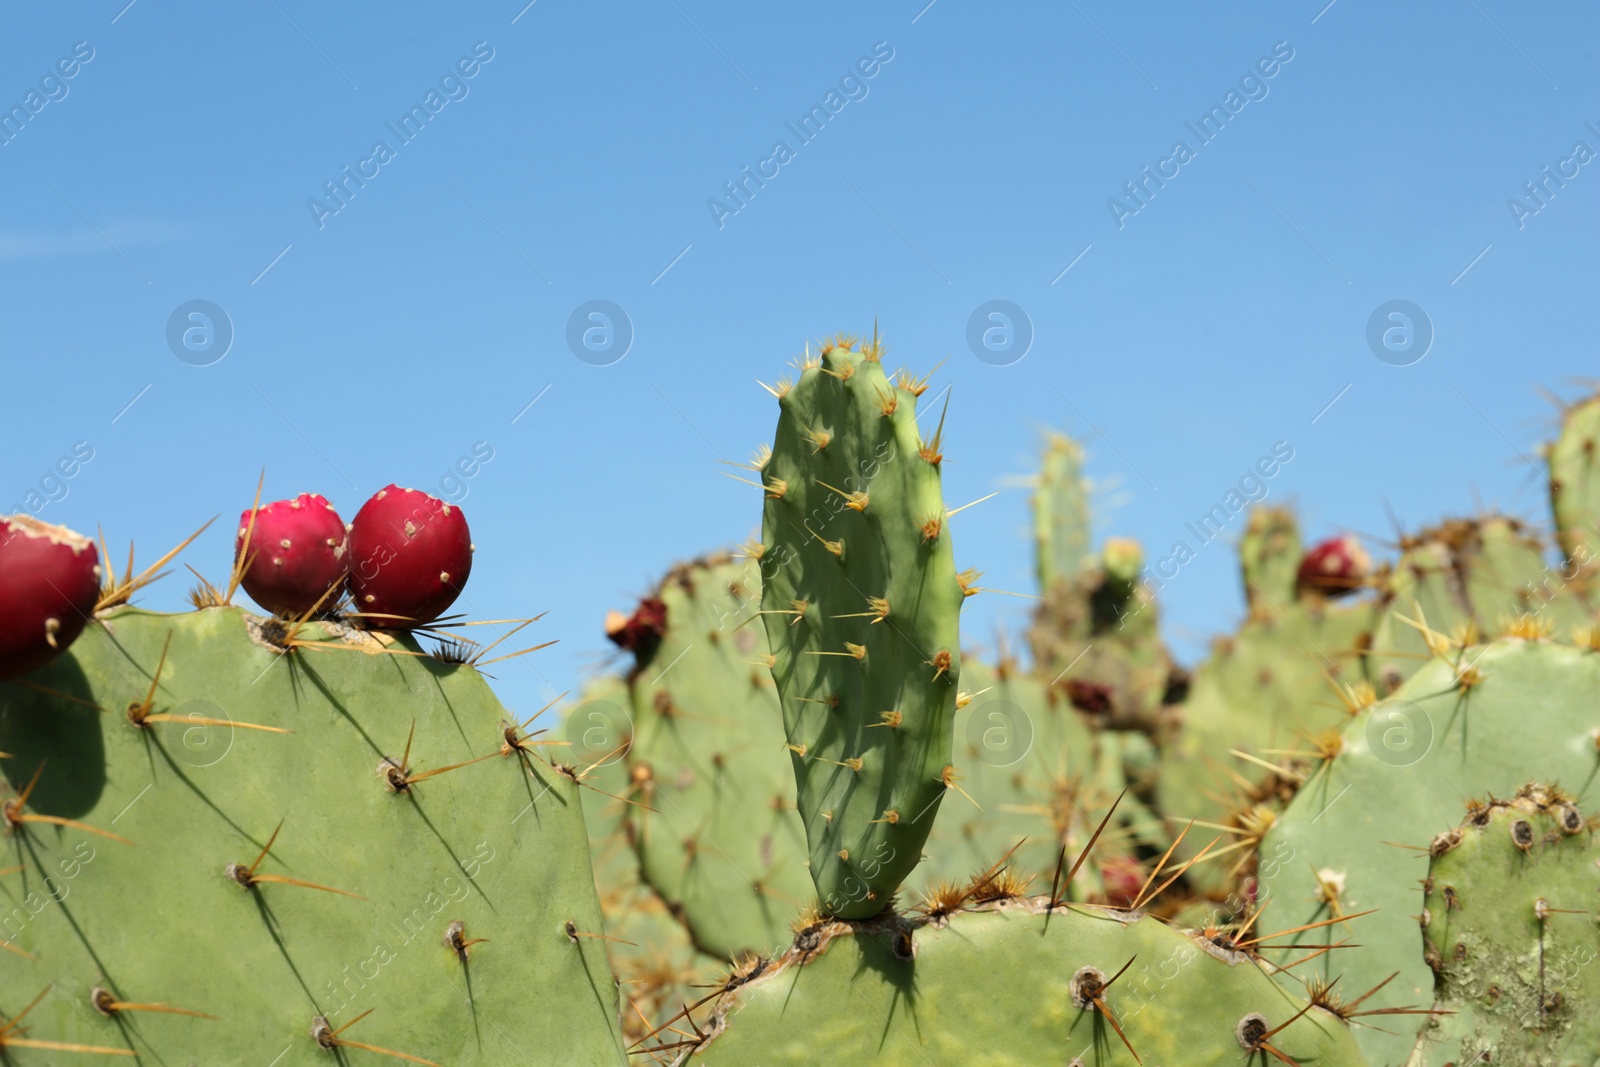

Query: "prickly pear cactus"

xmin=559 ymin=676 xmax=710 ymax=1046
xmin=758 ymin=339 xmax=966 ymax=918
xmin=1368 ymin=516 xmax=1592 ymax=683
xmin=668 ymin=896 xmax=1369 ymax=1065
xmin=1033 ymin=432 xmax=1093 ymax=596
xmin=1239 ymin=505 xmax=1303 ymax=610
xmin=1548 ymin=390 xmax=1600 ymax=567
xmin=918 ymin=655 xmax=1164 ymax=905
xmin=1259 ymin=637 xmax=1600 ymax=1067
xmin=1407 ymin=785 xmax=1600 ymax=1065
xmin=623 ymin=552 xmax=810 ymax=959
xmin=1027 ymin=435 xmax=1178 ymax=735
xmin=1154 ymin=506 xmax=1372 ymax=896
xmin=0 ymin=607 xmax=627 ymax=1065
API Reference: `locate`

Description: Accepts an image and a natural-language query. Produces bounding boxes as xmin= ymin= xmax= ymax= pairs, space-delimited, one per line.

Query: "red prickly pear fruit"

xmin=1062 ymin=678 xmax=1114 ymax=719
xmin=346 ymin=486 xmax=473 ymax=627
xmin=1097 ymin=855 xmax=1144 ymax=909
xmin=0 ymin=515 xmax=101 ymax=679
xmin=605 ymin=597 xmax=668 ymax=661
xmin=1296 ymin=535 xmax=1370 ymax=598
xmin=235 ymin=493 xmax=349 ymax=617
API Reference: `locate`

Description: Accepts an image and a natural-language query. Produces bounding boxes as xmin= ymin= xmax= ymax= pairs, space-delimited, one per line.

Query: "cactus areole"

xmin=0 ymin=514 xmax=100 ymax=679
xmin=346 ymin=485 xmax=473 ymax=626
xmin=235 ymin=493 xmax=349 ymax=617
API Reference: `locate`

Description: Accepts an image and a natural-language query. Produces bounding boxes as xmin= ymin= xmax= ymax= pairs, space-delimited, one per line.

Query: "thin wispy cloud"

xmin=0 ymin=220 xmax=189 ymax=265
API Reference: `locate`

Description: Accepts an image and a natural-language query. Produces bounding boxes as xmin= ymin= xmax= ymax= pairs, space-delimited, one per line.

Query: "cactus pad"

xmin=671 ymin=897 xmax=1368 ymax=1065
xmin=1408 ymin=784 xmax=1600 ymax=1065
xmin=759 ymin=341 xmax=966 ymax=917
xmin=0 ymin=606 xmax=626 ymax=1065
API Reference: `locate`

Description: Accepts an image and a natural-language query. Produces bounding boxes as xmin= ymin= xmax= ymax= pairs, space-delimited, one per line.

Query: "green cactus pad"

xmin=759 ymin=341 xmax=966 ymax=918
xmin=1369 ymin=518 xmax=1593 ymax=687
xmin=672 ymin=898 xmax=1368 ymax=1066
xmin=559 ymin=677 xmax=707 ymax=1045
xmin=625 ymin=553 xmax=810 ymax=959
xmin=0 ymin=607 xmax=626 ymax=1065
xmin=1549 ymin=391 xmax=1600 ymax=567
xmin=1239 ymin=505 xmax=1303 ymax=611
xmin=1033 ymin=431 xmax=1093 ymax=597
xmin=1408 ymin=785 xmax=1600 ymax=1065
xmin=916 ymin=656 xmax=1158 ymax=905
xmin=1259 ymin=637 xmax=1600 ymax=1067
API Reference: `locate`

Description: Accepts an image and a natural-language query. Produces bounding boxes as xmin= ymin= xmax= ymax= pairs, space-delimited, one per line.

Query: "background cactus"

xmin=620 ymin=552 xmax=810 ymax=960
xmin=558 ymin=676 xmax=713 ymax=1048
xmin=1153 ymin=505 xmax=1373 ymax=897
xmin=1027 ymin=436 xmax=1180 ymax=735
xmin=1367 ymin=515 xmax=1592 ymax=678
xmin=1408 ymin=785 xmax=1599 ymax=1065
xmin=0 ymin=605 xmax=626 ymax=1064
xmin=918 ymin=653 xmax=1164 ymax=905
xmin=1548 ymin=391 xmax=1600 ymax=568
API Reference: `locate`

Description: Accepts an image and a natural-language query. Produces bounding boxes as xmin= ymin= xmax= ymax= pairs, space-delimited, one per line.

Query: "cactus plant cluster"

xmin=568 ymin=340 xmax=1600 ymax=1065
xmin=9 ymin=332 xmax=1600 ymax=1063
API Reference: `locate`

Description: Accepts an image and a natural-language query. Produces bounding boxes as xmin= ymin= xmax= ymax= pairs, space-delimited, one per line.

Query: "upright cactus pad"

xmin=1259 ymin=637 xmax=1600 ymax=1067
xmin=624 ymin=553 xmax=810 ymax=959
xmin=1240 ymin=505 xmax=1303 ymax=611
xmin=671 ymin=896 xmax=1368 ymax=1065
xmin=1028 ymin=433 xmax=1178 ymax=735
xmin=1548 ymin=390 xmax=1600 ymax=566
xmin=1409 ymin=785 xmax=1600 ymax=1065
xmin=0 ymin=607 xmax=626 ymax=1064
xmin=1033 ymin=431 xmax=1092 ymax=597
xmin=759 ymin=340 xmax=965 ymax=918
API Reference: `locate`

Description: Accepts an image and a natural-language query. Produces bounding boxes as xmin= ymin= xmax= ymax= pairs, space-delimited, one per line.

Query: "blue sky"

xmin=3 ymin=0 xmax=1596 ymax=721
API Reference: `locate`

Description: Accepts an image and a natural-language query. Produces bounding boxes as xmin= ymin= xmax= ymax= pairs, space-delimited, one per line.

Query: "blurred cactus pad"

xmin=9 ymin=336 xmax=1600 ymax=1064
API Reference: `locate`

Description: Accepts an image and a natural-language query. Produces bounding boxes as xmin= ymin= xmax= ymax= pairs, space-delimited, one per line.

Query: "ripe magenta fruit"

xmin=0 ymin=515 xmax=101 ymax=679
xmin=235 ymin=493 xmax=349 ymax=617
xmin=346 ymin=486 xmax=473 ymax=626
xmin=1296 ymin=534 xmax=1370 ymax=598
xmin=1098 ymin=855 xmax=1145 ymax=909
xmin=605 ymin=596 xmax=668 ymax=663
